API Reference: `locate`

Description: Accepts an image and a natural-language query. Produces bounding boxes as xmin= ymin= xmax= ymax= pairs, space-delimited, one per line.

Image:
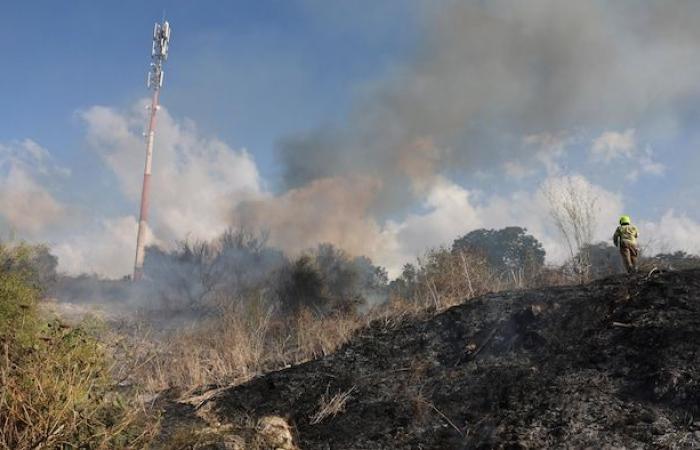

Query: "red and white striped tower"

xmin=133 ymin=21 xmax=171 ymax=281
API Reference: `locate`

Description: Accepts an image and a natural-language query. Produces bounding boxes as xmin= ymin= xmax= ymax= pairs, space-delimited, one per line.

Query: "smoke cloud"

xmin=1 ymin=106 xmax=265 ymax=277
xmin=234 ymin=175 xmax=386 ymax=257
xmin=0 ymin=140 xmax=67 ymax=234
xmin=51 ymin=216 xmax=157 ymax=277
xmin=641 ymin=211 xmax=700 ymax=256
xmin=232 ymin=0 xmax=700 ymax=269
xmin=276 ymin=1 xmax=700 ymax=189
xmin=81 ymin=102 xmax=264 ymax=243
xmin=6 ymin=1 xmax=700 ymax=279
xmin=43 ymin=103 xmax=265 ymax=277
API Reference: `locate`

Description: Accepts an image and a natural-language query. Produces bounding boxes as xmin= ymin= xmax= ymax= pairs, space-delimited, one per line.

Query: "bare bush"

xmin=542 ymin=175 xmax=599 ymax=283
xmin=389 ymin=247 xmax=502 ymax=310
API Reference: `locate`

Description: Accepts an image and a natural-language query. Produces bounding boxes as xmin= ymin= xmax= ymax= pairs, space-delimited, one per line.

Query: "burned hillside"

xmin=162 ymin=269 xmax=700 ymax=449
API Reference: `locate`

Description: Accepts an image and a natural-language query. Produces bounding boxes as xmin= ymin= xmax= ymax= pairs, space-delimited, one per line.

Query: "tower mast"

xmin=133 ymin=20 xmax=171 ymax=281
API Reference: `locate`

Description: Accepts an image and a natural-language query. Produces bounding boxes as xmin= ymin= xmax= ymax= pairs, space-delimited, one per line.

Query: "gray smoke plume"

xmin=50 ymin=228 xmax=389 ymax=325
xmin=284 ymin=0 xmax=700 ymax=185
xmin=232 ymin=0 xmax=700 ymax=257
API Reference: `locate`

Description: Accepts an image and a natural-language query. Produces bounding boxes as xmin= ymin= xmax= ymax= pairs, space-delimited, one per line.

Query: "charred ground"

xmin=162 ymin=269 xmax=700 ymax=449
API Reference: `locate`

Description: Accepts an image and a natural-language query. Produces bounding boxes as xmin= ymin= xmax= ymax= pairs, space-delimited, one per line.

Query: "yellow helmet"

xmin=619 ymin=215 xmax=631 ymax=225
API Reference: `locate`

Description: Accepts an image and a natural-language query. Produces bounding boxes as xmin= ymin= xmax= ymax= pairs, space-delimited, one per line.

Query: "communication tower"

xmin=133 ymin=20 xmax=171 ymax=281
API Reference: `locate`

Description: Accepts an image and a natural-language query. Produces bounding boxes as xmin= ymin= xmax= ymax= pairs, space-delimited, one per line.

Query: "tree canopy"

xmin=452 ymin=227 xmax=545 ymax=274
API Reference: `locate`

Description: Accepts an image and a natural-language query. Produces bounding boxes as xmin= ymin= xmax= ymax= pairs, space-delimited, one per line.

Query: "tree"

xmin=142 ymin=228 xmax=286 ymax=310
xmin=389 ymin=263 xmax=418 ymax=300
xmin=650 ymin=251 xmax=700 ymax=270
xmin=0 ymin=242 xmax=58 ymax=290
xmin=276 ymin=255 xmax=327 ymax=315
xmin=452 ymin=227 xmax=545 ymax=276
xmin=304 ymin=243 xmax=389 ymax=313
xmin=313 ymin=244 xmax=360 ymax=301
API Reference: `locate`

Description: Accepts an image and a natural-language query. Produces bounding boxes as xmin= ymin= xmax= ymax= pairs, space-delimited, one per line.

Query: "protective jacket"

xmin=613 ymin=224 xmax=639 ymax=247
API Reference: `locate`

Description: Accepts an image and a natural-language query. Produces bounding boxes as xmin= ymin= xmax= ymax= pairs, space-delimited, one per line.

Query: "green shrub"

xmin=0 ymin=243 xmax=156 ymax=449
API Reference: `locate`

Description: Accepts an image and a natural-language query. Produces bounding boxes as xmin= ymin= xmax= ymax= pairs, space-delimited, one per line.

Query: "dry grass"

xmin=310 ymin=386 xmax=356 ymax=425
xmin=0 ymin=242 xmax=158 ymax=449
xmin=110 ymin=247 xmax=541 ymax=395
xmin=291 ymin=309 xmax=362 ymax=360
xmin=401 ymin=247 xmax=537 ymax=311
xmin=114 ymin=303 xmax=366 ymax=394
xmin=0 ymin=325 xmax=159 ymax=449
xmin=2 ymin=241 xmax=572 ymax=448
xmin=413 ymin=249 xmax=495 ymax=309
xmin=156 ymin=415 xmax=299 ymax=450
xmin=119 ymin=307 xmax=273 ymax=391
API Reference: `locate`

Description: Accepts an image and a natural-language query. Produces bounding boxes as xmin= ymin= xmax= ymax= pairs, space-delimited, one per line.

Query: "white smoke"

xmin=590 ymin=129 xmax=665 ymax=180
xmin=640 ymin=210 xmax=700 ymax=256
xmin=0 ymin=140 xmax=67 ymax=235
xmin=80 ymin=102 xmax=264 ymax=243
xmin=51 ymin=216 xmax=155 ymax=277
xmin=5 ymin=1 xmax=700 ymax=278
xmin=1 ymin=103 xmax=265 ymax=277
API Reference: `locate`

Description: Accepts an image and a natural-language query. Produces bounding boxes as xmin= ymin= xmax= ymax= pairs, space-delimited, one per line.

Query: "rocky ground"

xmin=159 ymin=269 xmax=700 ymax=449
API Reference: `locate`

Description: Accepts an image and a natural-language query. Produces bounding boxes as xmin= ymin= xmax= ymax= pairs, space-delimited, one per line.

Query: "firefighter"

xmin=613 ymin=215 xmax=639 ymax=273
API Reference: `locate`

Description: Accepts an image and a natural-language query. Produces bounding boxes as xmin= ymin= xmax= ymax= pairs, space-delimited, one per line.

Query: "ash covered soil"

xmin=166 ymin=269 xmax=700 ymax=449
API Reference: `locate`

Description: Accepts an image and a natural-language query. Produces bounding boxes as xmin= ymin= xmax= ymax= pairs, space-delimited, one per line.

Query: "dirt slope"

xmin=166 ymin=269 xmax=700 ymax=449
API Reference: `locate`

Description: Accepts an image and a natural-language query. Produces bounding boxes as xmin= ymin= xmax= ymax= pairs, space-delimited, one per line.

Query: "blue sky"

xmin=2 ymin=1 xmax=700 ymax=277
xmin=0 ymin=1 xmax=417 ymax=182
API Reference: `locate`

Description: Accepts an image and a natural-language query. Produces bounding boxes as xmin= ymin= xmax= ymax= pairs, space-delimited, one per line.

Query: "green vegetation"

xmin=452 ymin=227 xmax=546 ymax=276
xmin=0 ymin=243 xmax=155 ymax=449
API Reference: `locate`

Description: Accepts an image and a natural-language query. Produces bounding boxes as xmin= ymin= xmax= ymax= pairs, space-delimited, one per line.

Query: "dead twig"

xmin=416 ymin=398 xmax=465 ymax=437
xmin=612 ymin=321 xmax=635 ymax=328
xmin=470 ymin=325 xmax=500 ymax=360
